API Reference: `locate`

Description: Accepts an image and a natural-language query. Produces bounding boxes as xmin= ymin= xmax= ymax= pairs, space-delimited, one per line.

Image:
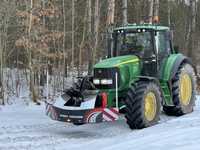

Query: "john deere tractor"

xmin=46 ymin=24 xmax=196 ymax=129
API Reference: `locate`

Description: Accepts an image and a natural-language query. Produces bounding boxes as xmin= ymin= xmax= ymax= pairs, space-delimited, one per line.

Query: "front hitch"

xmin=45 ymin=96 xmax=120 ymax=124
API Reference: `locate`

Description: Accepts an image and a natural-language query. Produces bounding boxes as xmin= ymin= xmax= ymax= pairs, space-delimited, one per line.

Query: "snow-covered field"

xmin=0 ymin=97 xmax=200 ymax=150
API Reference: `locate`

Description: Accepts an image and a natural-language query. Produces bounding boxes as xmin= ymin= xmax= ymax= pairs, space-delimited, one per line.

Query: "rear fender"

xmin=163 ymin=54 xmax=195 ymax=81
xmin=162 ymin=54 xmax=196 ymax=106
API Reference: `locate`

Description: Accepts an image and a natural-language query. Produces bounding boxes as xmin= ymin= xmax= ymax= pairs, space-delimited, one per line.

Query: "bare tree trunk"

xmin=87 ymin=0 xmax=93 ymax=75
xmin=167 ymin=0 xmax=171 ymax=26
xmin=62 ymin=0 xmax=66 ymax=90
xmin=107 ymin=0 xmax=115 ymax=26
xmin=78 ymin=3 xmax=88 ymax=76
xmin=92 ymin=0 xmax=100 ymax=67
xmin=107 ymin=0 xmax=115 ymax=57
xmin=0 ymin=27 xmax=3 ymax=105
xmin=28 ymin=0 xmax=38 ymax=104
xmin=185 ymin=22 xmax=191 ymax=52
xmin=39 ymin=0 xmax=46 ymax=98
xmin=28 ymin=0 xmax=33 ymax=101
xmin=122 ymin=0 xmax=128 ymax=25
xmin=46 ymin=61 xmax=49 ymax=100
xmin=2 ymin=7 xmax=10 ymax=103
xmin=149 ymin=0 xmax=154 ymax=23
xmin=71 ymin=0 xmax=75 ymax=80
xmin=154 ymin=0 xmax=159 ymax=17
xmin=188 ymin=0 xmax=196 ymax=62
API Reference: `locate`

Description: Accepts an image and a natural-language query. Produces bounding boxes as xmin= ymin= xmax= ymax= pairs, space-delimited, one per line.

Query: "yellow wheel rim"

xmin=144 ymin=92 xmax=157 ymax=121
xmin=179 ymin=73 xmax=192 ymax=106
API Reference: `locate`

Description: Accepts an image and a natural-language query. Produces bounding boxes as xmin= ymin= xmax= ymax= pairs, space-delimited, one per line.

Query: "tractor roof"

xmin=114 ymin=24 xmax=169 ymax=31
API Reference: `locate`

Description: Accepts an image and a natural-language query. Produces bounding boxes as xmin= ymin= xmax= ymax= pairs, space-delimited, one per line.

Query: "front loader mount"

xmin=45 ymin=76 xmax=120 ymax=124
xmin=45 ymin=102 xmax=119 ymax=124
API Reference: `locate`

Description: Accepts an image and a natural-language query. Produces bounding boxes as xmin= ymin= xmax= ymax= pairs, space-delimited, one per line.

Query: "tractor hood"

xmin=94 ymin=55 xmax=139 ymax=68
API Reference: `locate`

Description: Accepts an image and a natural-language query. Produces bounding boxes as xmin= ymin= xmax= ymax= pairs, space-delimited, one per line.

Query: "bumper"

xmin=45 ymin=102 xmax=120 ymax=124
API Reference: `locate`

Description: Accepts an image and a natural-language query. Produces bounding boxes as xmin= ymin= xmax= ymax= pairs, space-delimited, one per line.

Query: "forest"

xmin=0 ymin=0 xmax=199 ymax=104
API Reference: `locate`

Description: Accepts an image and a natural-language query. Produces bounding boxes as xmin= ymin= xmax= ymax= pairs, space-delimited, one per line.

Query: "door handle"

xmin=144 ymin=59 xmax=156 ymax=63
xmin=152 ymin=59 xmax=156 ymax=62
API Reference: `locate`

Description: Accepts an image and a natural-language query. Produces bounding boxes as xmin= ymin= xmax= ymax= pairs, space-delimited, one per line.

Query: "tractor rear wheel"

xmin=163 ymin=63 xmax=196 ymax=116
xmin=125 ymin=81 xmax=161 ymax=129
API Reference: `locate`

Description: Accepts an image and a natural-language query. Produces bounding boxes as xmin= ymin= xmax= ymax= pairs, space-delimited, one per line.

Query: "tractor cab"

xmin=109 ymin=24 xmax=173 ymax=77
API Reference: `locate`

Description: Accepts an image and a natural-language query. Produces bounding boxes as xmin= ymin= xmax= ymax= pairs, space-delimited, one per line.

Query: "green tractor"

xmin=46 ymin=24 xmax=196 ymax=129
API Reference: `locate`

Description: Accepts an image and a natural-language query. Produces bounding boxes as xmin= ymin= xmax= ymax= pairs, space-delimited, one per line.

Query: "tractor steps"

xmin=160 ymin=82 xmax=173 ymax=106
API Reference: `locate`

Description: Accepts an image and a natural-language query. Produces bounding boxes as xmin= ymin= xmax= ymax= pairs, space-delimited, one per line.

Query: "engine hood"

xmin=94 ymin=55 xmax=139 ymax=68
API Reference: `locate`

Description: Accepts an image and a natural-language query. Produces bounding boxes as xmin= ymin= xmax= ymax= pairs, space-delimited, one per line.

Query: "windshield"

xmin=114 ymin=31 xmax=154 ymax=57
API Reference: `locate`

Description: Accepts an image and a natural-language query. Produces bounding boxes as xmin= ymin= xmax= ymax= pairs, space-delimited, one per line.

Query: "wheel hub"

xmin=179 ymin=73 xmax=192 ymax=106
xmin=144 ymin=92 xmax=157 ymax=121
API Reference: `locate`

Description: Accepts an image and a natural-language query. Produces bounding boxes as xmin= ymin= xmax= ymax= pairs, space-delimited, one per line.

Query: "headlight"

xmin=93 ymin=79 xmax=100 ymax=84
xmin=101 ymin=79 xmax=113 ymax=85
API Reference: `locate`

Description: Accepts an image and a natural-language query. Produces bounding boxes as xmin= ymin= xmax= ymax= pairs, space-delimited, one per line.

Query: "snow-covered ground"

xmin=0 ymin=97 xmax=200 ymax=150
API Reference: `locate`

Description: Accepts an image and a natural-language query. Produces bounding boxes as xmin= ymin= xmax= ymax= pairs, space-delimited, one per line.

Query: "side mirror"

xmin=174 ymin=46 xmax=179 ymax=53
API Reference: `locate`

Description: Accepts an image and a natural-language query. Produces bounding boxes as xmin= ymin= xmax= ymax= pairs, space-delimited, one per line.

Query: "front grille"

xmin=94 ymin=68 xmax=120 ymax=89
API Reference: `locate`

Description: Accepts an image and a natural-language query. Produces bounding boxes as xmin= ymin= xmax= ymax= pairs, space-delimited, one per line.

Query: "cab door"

xmin=141 ymin=31 xmax=157 ymax=77
xmin=156 ymin=31 xmax=172 ymax=78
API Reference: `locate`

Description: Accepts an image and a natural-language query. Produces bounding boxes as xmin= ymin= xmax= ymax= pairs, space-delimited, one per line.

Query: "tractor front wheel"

xmin=125 ymin=81 xmax=161 ymax=129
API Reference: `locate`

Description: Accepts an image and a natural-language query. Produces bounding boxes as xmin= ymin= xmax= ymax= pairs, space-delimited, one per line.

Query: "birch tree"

xmin=62 ymin=0 xmax=66 ymax=89
xmin=149 ymin=0 xmax=154 ymax=23
xmin=93 ymin=0 xmax=100 ymax=66
xmin=107 ymin=0 xmax=115 ymax=26
xmin=0 ymin=18 xmax=3 ymax=104
xmin=28 ymin=0 xmax=38 ymax=104
xmin=122 ymin=0 xmax=128 ymax=25
xmin=107 ymin=0 xmax=115 ymax=57
xmin=154 ymin=0 xmax=159 ymax=17
xmin=71 ymin=0 xmax=75 ymax=79
xmin=78 ymin=3 xmax=88 ymax=76
xmin=87 ymin=0 xmax=93 ymax=75
xmin=188 ymin=0 xmax=197 ymax=61
xmin=168 ymin=0 xmax=171 ymax=26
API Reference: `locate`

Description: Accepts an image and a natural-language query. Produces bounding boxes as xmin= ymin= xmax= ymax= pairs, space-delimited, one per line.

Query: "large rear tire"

xmin=163 ymin=63 xmax=196 ymax=116
xmin=125 ymin=81 xmax=161 ymax=129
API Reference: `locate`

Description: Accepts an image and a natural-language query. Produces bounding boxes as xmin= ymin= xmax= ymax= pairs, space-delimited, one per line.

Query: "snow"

xmin=0 ymin=97 xmax=200 ymax=150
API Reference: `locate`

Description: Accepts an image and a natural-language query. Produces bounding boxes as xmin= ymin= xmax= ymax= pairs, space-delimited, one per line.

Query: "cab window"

xmin=157 ymin=31 xmax=171 ymax=54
